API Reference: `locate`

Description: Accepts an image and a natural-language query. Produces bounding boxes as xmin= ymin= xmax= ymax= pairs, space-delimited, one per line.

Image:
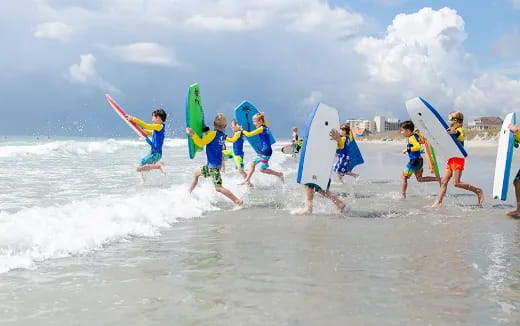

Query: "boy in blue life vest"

xmin=186 ymin=113 xmax=243 ymax=207
xmin=400 ymin=120 xmax=439 ymax=199
xmin=222 ymin=119 xmax=249 ymax=181
xmin=126 ymin=109 xmax=167 ymax=176
xmin=241 ymin=112 xmax=284 ymax=185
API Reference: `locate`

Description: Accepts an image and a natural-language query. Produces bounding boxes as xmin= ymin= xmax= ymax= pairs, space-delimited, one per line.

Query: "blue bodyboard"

xmin=234 ymin=101 xmax=276 ymax=154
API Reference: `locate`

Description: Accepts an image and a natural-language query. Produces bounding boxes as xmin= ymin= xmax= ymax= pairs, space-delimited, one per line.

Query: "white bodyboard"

xmin=405 ymin=97 xmax=467 ymax=162
xmin=493 ymin=112 xmax=516 ymax=200
xmin=297 ymin=103 xmax=340 ymax=190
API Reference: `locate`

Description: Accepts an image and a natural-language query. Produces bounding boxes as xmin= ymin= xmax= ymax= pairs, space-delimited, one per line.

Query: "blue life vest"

xmin=233 ymin=132 xmax=245 ymax=156
xmin=147 ymin=123 xmax=165 ymax=154
xmin=259 ymin=125 xmax=272 ymax=156
xmin=206 ymin=130 xmax=225 ymax=168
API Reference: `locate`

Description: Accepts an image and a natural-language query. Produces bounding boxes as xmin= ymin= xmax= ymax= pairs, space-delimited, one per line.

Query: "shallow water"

xmin=1 ymin=137 xmax=520 ymax=325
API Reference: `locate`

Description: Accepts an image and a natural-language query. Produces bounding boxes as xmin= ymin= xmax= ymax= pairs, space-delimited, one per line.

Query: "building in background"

xmin=345 ymin=119 xmax=377 ymax=134
xmin=374 ymin=116 xmax=400 ymax=133
xmin=467 ymin=116 xmax=502 ymax=130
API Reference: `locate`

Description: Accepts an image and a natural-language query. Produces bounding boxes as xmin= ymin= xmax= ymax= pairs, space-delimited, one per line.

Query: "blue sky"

xmin=0 ymin=0 xmax=519 ymax=137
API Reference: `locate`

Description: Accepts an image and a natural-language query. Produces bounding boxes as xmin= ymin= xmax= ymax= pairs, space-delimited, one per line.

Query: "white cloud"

xmin=492 ymin=31 xmax=520 ymax=58
xmin=34 ymin=22 xmax=74 ymax=40
xmin=68 ymin=54 xmax=118 ymax=92
xmin=186 ymin=15 xmax=250 ymax=31
xmin=454 ymin=74 xmax=520 ymax=118
xmin=105 ymin=42 xmax=177 ymax=66
xmin=302 ymin=91 xmax=323 ymax=108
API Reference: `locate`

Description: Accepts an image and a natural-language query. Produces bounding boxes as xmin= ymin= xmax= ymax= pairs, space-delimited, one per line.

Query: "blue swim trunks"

xmin=253 ymin=154 xmax=270 ymax=170
xmin=140 ymin=152 xmax=162 ymax=166
xmin=403 ymin=157 xmax=423 ymax=177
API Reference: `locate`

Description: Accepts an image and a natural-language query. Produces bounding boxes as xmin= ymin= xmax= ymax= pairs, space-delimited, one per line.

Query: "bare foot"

xmin=279 ymin=173 xmax=284 ymax=183
xmin=401 ymin=193 xmax=406 ymax=200
xmin=506 ymin=210 xmax=520 ymax=218
xmin=233 ymin=199 xmax=244 ymax=209
xmin=338 ymin=202 xmax=346 ymax=213
xmin=476 ymin=189 xmax=484 ymax=205
xmin=159 ymin=163 xmax=166 ymax=175
xmin=432 ymin=201 xmax=442 ymax=208
xmin=292 ymin=208 xmax=312 ymax=215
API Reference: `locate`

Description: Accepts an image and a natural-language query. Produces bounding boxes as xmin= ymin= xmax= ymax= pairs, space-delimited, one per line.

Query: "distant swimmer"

xmin=126 ymin=109 xmax=167 ymax=177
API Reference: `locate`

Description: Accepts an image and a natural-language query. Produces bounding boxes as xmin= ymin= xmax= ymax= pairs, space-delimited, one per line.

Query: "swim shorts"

xmin=201 ymin=165 xmax=223 ymax=187
xmin=403 ymin=158 xmax=423 ymax=177
xmin=140 ymin=152 xmax=162 ymax=166
xmin=447 ymin=157 xmax=465 ymax=171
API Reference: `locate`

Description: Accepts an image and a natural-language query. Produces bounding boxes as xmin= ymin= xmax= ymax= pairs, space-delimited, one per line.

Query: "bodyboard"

xmin=186 ymin=83 xmax=205 ymax=159
xmin=405 ymin=97 xmax=467 ymax=163
xmin=234 ymin=101 xmax=276 ymax=155
xmin=297 ymin=103 xmax=340 ymax=190
xmin=493 ymin=112 xmax=516 ymax=200
xmin=105 ymin=94 xmax=149 ymax=139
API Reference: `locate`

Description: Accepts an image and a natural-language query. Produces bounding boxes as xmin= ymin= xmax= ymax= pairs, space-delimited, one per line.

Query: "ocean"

xmin=1 ymin=136 xmax=520 ymax=325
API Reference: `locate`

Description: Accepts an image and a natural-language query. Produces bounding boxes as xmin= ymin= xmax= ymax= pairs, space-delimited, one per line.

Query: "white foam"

xmin=0 ymin=185 xmax=220 ymax=273
xmin=0 ymin=138 xmax=185 ymax=158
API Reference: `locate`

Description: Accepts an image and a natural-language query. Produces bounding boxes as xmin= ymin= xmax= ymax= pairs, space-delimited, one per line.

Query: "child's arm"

xmin=186 ymin=128 xmax=216 ymax=147
xmin=129 ymin=116 xmax=164 ymax=132
xmin=242 ymin=126 xmax=264 ymax=137
xmin=408 ymin=135 xmax=421 ymax=152
xmin=226 ymin=131 xmax=242 ymax=143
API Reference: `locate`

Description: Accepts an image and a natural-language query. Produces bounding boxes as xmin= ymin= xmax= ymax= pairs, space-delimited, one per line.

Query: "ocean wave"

xmin=0 ymin=138 xmax=186 ymax=158
xmin=0 ymin=185 xmax=221 ymax=274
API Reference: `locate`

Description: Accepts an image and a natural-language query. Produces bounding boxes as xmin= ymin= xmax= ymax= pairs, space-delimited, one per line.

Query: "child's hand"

xmin=446 ymin=127 xmax=456 ymax=134
xmin=509 ymin=123 xmax=518 ymax=133
xmin=186 ymin=128 xmax=194 ymax=135
xmin=329 ymin=129 xmax=340 ymax=141
xmin=126 ymin=115 xmax=134 ymax=121
xmin=402 ymin=148 xmax=408 ymax=154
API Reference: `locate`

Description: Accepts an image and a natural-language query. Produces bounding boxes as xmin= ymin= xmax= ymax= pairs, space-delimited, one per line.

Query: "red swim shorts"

xmin=447 ymin=157 xmax=465 ymax=171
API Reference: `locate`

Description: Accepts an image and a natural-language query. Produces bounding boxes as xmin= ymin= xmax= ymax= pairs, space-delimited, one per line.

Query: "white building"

xmin=345 ymin=119 xmax=377 ymax=133
xmin=374 ymin=116 xmax=400 ymax=133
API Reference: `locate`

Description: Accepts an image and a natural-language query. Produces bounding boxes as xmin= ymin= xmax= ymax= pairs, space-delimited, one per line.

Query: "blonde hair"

xmin=449 ymin=111 xmax=464 ymax=127
xmin=214 ymin=113 xmax=227 ymax=130
xmin=253 ymin=112 xmax=265 ymax=123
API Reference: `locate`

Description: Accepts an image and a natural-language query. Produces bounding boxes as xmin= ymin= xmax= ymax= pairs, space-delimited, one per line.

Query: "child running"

xmin=241 ymin=112 xmax=284 ymax=184
xmin=186 ymin=113 xmax=243 ymax=207
xmin=222 ymin=119 xmax=249 ymax=183
xmin=432 ymin=111 xmax=484 ymax=207
xmin=126 ymin=109 xmax=167 ymax=176
xmin=295 ymin=129 xmax=346 ymax=214
xmin=506 ymin=123 xmax=520 ymax=218
xmin=333 ymin=124 xmax=359 ymax=183
xmin=399 ymin=121 xmax=440 ymax=198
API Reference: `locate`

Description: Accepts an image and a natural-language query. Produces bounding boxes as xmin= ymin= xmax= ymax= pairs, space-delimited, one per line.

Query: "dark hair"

xmin=202 ymin=125 xmax=210 ymax=132
xmin=340 ymin=123 xmax=350 ymax=134
xmin=400 ymin=120 xmax=414 ymax=131
xmin=153 ymin=109 xmax=167 ymax=122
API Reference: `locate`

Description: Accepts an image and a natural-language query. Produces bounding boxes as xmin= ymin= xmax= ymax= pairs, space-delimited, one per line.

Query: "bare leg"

xmin=507 ymin=179 xmax=520 ymax=217
xmin=337 ymin=174 xmax=344 ymax=184
xmin=238 ymin=169 xmax=253 ymax=187
xmin=242 ymin=162 xmax=257 ymax=184
xmin=416 ymin=175 xmax=440 ymax=183
xmin=188 ymin=169 xmax=202 ymax=193
xmin=432 ymin=169 xmax=453 ymax=207
xmin=136 ymin=163 xmax=165 ymax=174
xmin=295 ymin=186 xmax=315 ymax=214
xmin=260 ymin=168 xmax=284 ymax=183
xmin=401 ymin=174 xmax=409 ymax=199
xmin=452 ymin=170 xmax=484 ymax=205
xmin=319 ymin=190 xmax=346 ymax=212
xmin=215 ymin=186 xmax=243 ymax=206
xmin=347 ymin=172 xmax=359 ymax=178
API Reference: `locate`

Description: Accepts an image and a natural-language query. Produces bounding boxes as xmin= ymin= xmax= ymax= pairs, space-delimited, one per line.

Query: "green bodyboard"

xmin=186 ymin=83 xmax=205 ymax=159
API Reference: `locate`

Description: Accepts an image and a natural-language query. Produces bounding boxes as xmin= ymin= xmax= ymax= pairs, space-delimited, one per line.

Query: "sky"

xmin=0 ymin=0 xmax=519 ymax=137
